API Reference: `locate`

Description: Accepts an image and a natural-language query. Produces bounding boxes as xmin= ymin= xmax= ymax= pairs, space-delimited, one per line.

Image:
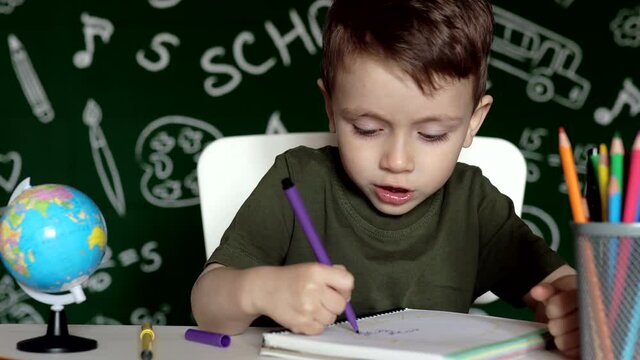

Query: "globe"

xmin=0 ymin=184 xmax=107 ymax=293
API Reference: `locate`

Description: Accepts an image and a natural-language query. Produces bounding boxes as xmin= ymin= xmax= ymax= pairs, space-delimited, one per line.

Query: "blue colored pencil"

xmin=607 ymin=176 xmax=622 ymax=293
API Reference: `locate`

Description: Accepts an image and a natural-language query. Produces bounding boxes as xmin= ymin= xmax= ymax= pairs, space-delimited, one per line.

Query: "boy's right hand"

xmin=251 ymin=263 xmax=354 ymax=335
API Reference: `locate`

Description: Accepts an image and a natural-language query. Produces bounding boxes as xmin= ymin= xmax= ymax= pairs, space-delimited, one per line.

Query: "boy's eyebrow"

xmin=341 ymin=107 xmax=465 ymax=124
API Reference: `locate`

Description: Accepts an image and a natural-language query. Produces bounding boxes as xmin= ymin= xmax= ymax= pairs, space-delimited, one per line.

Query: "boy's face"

xmin=320 ymin=54 xmax=493 ymax=216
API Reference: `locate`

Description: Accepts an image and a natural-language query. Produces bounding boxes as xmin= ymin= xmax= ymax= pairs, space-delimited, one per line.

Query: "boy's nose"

xmin=380 ymin=138 xmax=414 ymax=173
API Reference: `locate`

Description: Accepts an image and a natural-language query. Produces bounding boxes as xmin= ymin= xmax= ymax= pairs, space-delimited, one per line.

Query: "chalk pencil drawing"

xmin=82 ymin=98 xmax=127 ymax=217
xmin=136 ymin=32 xmax=180 ymax=72
xmin=490 ymin=6 xmax=591 ymax=109
xmin=135 ymin=116 xmax=223 ymax=208
xmin=8 ymin=34 xmax=54 ymax=123
xmin=73 ymin=12 xmax=114 ymax=69
xmin=594 ymin=78 xmax=640 ymax=126
xmin=0 ymin=151 xmax=21 ymax=193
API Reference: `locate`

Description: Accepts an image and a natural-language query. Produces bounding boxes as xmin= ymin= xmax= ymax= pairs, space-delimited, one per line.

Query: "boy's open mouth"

xmin=374 ymin=185 xmax=413 ymax=205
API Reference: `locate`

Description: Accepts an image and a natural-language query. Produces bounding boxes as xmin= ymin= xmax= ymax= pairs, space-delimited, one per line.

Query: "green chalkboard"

xmin=0 ymin=0 xmax=638 ymax=325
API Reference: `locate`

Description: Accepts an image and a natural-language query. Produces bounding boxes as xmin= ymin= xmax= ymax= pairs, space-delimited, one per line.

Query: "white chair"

xmin=197 ymin=132 xmax=527 ymax=304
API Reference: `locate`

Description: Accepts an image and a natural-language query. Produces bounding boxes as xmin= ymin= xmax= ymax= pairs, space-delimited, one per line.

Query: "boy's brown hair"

xmin=321 ymin=0 xmax=494 ymax=106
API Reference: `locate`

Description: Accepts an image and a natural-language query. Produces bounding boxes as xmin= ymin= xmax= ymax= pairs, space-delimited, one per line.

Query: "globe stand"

xmin=17 ymin=304 xmax=97 ymax=353
xmin=16 ymin=283 xmax=98 ymax=353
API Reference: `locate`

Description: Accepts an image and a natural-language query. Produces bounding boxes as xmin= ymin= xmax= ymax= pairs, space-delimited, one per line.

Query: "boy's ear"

xmin=317 ymin=79 xmax=336 ymax=133
xmin=463 ymin=95 xmax=493 ymax=148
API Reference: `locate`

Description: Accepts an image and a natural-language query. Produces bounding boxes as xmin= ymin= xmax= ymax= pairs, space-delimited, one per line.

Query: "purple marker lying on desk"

xmin=281 ymin=177 xmax=360 ymax=334
xmin=184 ymin=329 xmax=231 ymax=348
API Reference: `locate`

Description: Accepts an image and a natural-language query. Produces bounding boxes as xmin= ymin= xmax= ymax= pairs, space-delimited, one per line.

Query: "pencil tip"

xmin=559 ymin=127 xmax=565 ymax=133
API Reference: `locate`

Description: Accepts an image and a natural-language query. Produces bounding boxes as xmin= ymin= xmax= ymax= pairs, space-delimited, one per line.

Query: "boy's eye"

xmin=418 ymin=132 xmax=448 ymax=142
xmin=352 ymin=124 xmax=380 ymax=137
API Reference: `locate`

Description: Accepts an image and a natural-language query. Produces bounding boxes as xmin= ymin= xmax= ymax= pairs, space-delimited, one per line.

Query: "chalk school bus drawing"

xmin=490 ymin=6 xmax=591 ymax=110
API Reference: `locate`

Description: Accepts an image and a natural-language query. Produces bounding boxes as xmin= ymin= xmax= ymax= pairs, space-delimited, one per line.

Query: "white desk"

xmin=0 ymin=324 xmax=568 ymax=359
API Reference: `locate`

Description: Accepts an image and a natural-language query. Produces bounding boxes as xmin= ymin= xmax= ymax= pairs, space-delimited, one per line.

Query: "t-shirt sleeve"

xmin=473 ymin=172 xmax=566 ymax=307
xmin=205 ymin=153 xmax=295 ymax=269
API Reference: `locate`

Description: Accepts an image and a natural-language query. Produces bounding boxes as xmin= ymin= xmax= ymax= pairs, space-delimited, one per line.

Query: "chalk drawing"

xmin=266 ymin=111 xmax=289 ymax=134
xmin=83 ymin=98 xmax=127 ymax=216
xmin=0 ymin=0 xmax=24 ymax=14
xmin=200 ymin=0 xmax=331 ymax=97
xmin=148 ymin=0 xmax=181 ymax=9
xmin=594 ymin=78 xmax=640 ymax=126
xmin=0 ymin=151 xmax=21 ymax=193
xmin=610 ymin=6 xmax=640 ymax=48
xmin=136 ymin=32 xmax=180 ymax=72
xmin=490 ymin=6 xmax=590 ymax=109
xmin=8 ymin=34 xmax=54 ymax=123
xmin=98 ymin=242 xmax=162 ymax=274
xmin=73 ymin=12 xmax=114 ymax=69
xmin=130 ymin=304 xmax=170 ymax=325
xmin=135 ymin=116 xmax=223 ymax=208
xmin=0 ymin=274 xmax=43 ymax=324
xmin=523 ymin=205 xmax=561 ymax=251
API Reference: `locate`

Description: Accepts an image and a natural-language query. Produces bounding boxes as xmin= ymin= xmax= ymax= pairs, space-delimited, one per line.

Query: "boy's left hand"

xmin=528 ymin=274 xmax=579 ymax=358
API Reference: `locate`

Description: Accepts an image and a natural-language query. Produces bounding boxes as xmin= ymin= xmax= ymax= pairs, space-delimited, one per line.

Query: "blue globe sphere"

xmin=0 ymin=184 xmax=107 ymax=293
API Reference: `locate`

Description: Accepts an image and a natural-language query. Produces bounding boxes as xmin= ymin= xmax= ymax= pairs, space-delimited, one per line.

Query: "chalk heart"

xmin=0 ymin=151 xmax=21 ymax=192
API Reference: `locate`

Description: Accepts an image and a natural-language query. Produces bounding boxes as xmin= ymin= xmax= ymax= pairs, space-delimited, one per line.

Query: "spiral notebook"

xmin=260 ymin=309 xmax=551 ymax=360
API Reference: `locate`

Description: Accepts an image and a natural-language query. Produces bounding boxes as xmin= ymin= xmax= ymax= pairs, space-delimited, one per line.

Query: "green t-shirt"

xmin=209 ymin=146 xmax=565 ymax=315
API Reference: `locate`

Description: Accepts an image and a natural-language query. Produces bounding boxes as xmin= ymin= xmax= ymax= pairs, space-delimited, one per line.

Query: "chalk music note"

xmin=83 ymin=98 xmax=127 ymax=216
xmin=594 ymin=78 xmax=640 ymax=126
xmin=73 ymin=12 xmax=114 ymax=69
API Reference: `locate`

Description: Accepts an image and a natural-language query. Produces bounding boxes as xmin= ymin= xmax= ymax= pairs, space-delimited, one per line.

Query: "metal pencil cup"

xmin=572 ymin=223 xmax=640 ymax=360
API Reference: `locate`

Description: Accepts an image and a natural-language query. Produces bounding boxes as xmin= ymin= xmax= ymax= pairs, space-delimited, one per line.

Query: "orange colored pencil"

xmin=558 ymin=127 xmax=587 ymax=223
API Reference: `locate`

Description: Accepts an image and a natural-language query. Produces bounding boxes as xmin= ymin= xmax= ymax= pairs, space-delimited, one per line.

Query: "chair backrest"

xmin=197 ymin=132 xmax=527 ymax=260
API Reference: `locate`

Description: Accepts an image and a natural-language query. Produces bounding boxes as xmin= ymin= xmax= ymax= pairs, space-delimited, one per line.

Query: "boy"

xmin=191 ymin=0 xmax=579 ymax=357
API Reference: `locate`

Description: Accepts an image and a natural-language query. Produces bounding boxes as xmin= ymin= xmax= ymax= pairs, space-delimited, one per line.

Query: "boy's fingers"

xmin=553 ymin=329 xmax=580 ymax=353
xmin=529 ymin=283 xmax=556 ymax=303
xmin=325 ymin=266 xmax=355 ymax=293
xmin=332 ymin=264 xmax=347 ymax=271
xmin=547 ymin=310 xmax=579 ymax=336
xmin=546 ymin=289 xmax=578 ymax=319
xmin=321 ymin=286 xmax=348 ymax=315
xmin=313 ymin=307 xmax=338 ymax=327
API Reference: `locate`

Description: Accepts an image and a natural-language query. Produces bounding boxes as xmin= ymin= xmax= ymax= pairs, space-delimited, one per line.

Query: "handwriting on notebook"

xmin=361 ymin=328 xmax=419 ymax=336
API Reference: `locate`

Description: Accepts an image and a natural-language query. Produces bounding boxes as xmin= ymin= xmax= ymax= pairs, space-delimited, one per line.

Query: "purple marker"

xmin=281 ymin=177 xmax=360 ymax=334
xmin=184 ymin=328 xmax=231 ymax=348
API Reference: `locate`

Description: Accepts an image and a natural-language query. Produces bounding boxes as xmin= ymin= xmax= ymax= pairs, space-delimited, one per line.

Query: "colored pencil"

xmin=582 ymin=240 xmax=615 ymax=359
xmin=621 ymin=269 xmax=640 ymax=360
xmin=558 ymin=128 xmax=587 ymax=223
xmin=609 ymin=131 xmax=640 ymax=330
xmin=585 ymin=147 xmax=602 ymax=222
xmin=609 ymin=132 xmax=624 ymax=223
xmin=607 ymin=176 xmax=622 ymax=294
xmin=608 ymin=133 xmax=624 ymax=304
xmin=622 ymin=131 xmax=640 ymax=222
xmin=598 ymin=143 xmax=609 ymax=221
